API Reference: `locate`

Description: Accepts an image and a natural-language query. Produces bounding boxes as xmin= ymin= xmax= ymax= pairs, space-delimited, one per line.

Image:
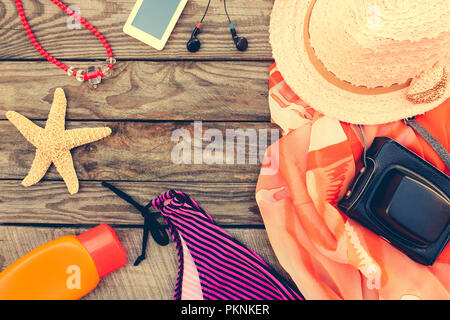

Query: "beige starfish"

xmin=6 ymin=88 xmax=112 ymax=194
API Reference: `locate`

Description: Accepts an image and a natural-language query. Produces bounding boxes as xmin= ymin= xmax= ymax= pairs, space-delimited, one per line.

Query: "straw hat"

xmin=270 ymin=0 xmax=450 ymax=125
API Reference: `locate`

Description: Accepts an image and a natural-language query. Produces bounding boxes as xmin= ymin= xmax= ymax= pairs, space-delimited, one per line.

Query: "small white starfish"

xmin=6 ymin=88 xmax=112 ymax=194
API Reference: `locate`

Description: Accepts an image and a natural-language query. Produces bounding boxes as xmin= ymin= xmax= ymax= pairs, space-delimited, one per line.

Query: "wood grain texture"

xmin=0 ymin=226 xmax=292 ymax=300
xmin=0 ymin=0 xmax=282 ymax=300
xmin=0 ymin=180 xmax=262 ymax=225
xmin=0 ymin=120 xmax=279 ymax=182
xmin=0 ymin=60 xmax=271 ymax=121
xmin=0 ymin=0 xmax=273 ymax=60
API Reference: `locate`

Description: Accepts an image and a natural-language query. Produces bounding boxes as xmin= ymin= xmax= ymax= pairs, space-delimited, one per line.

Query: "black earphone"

xmin=187 ymin=0 xmax=248 ymax=53
xmin=187 ymin=24 xmax=202 ymax=53
xmin=230 ymin=23 xmax=248 ymax=51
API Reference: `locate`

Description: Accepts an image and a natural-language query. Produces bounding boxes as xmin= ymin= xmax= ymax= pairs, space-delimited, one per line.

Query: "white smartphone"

xmin=123 ymin=0 xmax=188 ymax=51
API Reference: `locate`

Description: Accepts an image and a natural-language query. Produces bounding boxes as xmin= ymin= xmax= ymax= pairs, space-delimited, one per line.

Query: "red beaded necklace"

xmin=15 ymin=0 xmax=115 ymax=85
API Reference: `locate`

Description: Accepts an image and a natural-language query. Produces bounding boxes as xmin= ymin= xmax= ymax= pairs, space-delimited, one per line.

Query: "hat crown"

xmin=309 ymin=0 xmax=450 ymax=88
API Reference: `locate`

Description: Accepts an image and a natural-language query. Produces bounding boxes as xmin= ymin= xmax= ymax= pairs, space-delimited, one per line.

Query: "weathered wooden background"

xmin=0 ymin=0 xmax=288 ymax=299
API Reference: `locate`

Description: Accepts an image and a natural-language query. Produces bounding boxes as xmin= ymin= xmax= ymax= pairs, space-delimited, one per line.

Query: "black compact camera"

xmin=338 ymin=137 xmax=449 ymax=265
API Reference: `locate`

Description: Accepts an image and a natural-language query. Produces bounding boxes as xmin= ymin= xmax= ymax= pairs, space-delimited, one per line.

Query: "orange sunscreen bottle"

xmin=0 ymin=224 xmax=127 ymax=300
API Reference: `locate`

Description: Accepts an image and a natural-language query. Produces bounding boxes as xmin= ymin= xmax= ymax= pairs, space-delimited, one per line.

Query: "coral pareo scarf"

xmin=256 ymin=64 xmax=450 ymax=300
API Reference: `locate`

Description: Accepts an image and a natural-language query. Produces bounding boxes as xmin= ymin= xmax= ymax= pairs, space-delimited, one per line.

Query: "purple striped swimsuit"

xmin=152 ymin=190 xmax=303 ymax=300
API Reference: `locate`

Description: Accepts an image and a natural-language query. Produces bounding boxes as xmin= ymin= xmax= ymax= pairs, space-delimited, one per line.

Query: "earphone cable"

xmin=200 ymin=0 xmax=212 ymax=23
xmin=224 ymin=0 xmax=232 ymax=24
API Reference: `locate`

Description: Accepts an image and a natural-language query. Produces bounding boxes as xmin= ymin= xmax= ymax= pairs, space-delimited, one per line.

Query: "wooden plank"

xmin=0 ymin=60 xmax=271 ymax=121
xmin=0 ymin=121 xmax=279 ymax=182
xmin=0 ymin=226 xmax=292 ymax=300
xmin=0 ymin=0 xmax=273 ymax=60
xmin=0 ymin=180 xmax=262 ymax=225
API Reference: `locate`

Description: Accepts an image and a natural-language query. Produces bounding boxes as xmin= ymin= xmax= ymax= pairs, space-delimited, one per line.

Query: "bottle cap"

xmin=77 ymin=224 xmax=127 ymax=279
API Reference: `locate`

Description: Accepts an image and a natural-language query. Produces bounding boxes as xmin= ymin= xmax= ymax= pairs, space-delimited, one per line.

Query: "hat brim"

xmin=270 ymin=0 xmax=450 ymax=125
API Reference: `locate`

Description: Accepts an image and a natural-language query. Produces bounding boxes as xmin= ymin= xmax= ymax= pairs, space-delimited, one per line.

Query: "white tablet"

xmin=123 ymin=0 xmax=188 ymax=51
